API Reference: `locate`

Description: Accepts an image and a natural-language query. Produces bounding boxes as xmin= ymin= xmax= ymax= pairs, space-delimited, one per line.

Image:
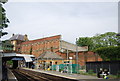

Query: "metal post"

xmin=67 ymin=49 xmax=68 ymax=60
xmin=76 ymin=38 xmax=78 ymax=73
xmin=28 ymin=62 xmax=29 ymax=68
xmin=0 ymin=40 xmax=2 ymax=80
xmin=37 ymin=58 xmax=39 ymax=69
xmin=51 ymin=59 xmax=53 ymax=71
xmin=66 ymin=49 xmax=69 ymax=73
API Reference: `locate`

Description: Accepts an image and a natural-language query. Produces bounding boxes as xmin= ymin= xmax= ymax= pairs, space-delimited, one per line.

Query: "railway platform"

xmin=7 ymin=69 xmax=17 ymax=81
xmin=7 ymin=68 xmax=119 ymax=81
xmin=22 ymin=68 xmax=98 ymax=80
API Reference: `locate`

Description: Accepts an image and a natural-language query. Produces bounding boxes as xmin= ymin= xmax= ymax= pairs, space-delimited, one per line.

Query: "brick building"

xmin=9 ymin=34 xmax=102 ymax=66
xmin=16 ymin=35 xmax=61 ymax=57
xmin=9 ymin=34 xmax=29 ymax=51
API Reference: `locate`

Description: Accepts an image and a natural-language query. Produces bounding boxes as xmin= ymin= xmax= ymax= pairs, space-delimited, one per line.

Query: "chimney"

xmin=24 ymin=34 xmax=28 ymax=41
xmin=24 ymin=34 xmax=27 ymax=37
xmin=12 ymin=33 xmax=14 ymax=36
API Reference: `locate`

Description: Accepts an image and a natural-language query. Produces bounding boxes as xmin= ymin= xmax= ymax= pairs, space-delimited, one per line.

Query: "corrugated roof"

xmin=60 ymin=40 xmax=88 ymax=52
xmin=38 ymin=51 xmax=63 ymax=60
xmin=9 ymin=34 xmax=24 ymax=41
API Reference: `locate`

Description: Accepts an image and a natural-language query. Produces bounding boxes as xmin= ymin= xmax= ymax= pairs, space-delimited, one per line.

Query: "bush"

xmin=117 ymin=71 xmax=120 ymax=78
xmin=94 ymin=46 xmax=120 ymax=61
xmin=88 ymin=70 xmax=94 ymax=74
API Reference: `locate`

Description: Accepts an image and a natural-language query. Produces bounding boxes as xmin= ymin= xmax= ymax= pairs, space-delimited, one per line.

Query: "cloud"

xmin=2 ymin=2 xmax=118 ymax=43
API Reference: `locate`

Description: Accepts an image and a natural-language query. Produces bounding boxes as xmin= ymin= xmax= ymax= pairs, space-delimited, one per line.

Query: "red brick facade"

xmin=16 ymin=35 xmax=61 ymax=57
xmin=56 ymin=51 xmax=102 ymax=66
xmin=15 ymin=35 xmax=102 ymax=66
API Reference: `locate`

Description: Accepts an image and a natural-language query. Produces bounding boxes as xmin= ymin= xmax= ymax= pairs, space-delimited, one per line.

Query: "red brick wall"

xmin=16 ymin=35 xmax=61 ymax=57
xmin=16 ymin=35 xmax=102 ymax=66
xmin=56 ymin=51 xmax=102 ymax=66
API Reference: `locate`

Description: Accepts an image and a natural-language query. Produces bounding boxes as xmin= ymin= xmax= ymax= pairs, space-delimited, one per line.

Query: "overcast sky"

xmin=1 ymin=1 xmax=118 ymax=44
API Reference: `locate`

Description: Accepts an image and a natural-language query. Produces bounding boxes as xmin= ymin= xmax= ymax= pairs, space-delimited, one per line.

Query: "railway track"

xmin=12 ymin=69 xmax=78 ymax=81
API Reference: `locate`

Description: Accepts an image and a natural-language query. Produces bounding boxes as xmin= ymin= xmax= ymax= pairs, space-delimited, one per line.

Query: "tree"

xmin=77 ymin=32 xmax=120 ymax=51
xmin=2 ymin=40 xmax=14 ymax=52
xmin=92 ymin=32 xmax=120 ymax=48
xmin=76 ymin=37 xmax=94 ymax=51
xmin=94 ymin=46 xmax=120 ymax=61
xmin=77 ymin=32 xmax=120 ymax=61
xmin=0 ymin=1 xmax=9 ymax=38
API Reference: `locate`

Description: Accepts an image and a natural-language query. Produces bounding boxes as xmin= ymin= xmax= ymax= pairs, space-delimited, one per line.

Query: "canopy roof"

xmin=3 ymin=53 xmax=34 ymax=62
xmin=38 ymin=51 xmax=63 ymax=60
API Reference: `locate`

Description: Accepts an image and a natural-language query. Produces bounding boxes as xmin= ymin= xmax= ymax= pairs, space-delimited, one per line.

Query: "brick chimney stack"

xmin=24 ymin=34 xmax=29 ymax=41
xmin=12 ymin=33 xmax=14 ymax=36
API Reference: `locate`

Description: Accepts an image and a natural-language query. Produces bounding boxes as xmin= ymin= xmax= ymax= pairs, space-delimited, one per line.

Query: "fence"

xmin=52 ymin=64 xmax=80 ymax=73
xmin=86 ymin=61 xmax=120 ymax=75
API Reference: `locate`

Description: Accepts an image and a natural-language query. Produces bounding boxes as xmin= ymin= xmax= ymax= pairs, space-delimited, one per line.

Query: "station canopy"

xmin=38 ymin=51 xmax=64 ymax=60
xmin=2 ymin=53 xmax=35 ymax=62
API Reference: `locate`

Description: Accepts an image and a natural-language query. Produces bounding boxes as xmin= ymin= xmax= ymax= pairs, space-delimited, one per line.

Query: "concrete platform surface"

xmin=22 ymin=68 xmax=99 ymax=80
xmin=8 ymin=69 xmax=17 ymax=81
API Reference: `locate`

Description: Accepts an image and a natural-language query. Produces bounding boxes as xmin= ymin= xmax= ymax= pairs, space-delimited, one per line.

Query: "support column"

xmin=76 ymin=38 xmax=79 ymax=73
xmin=67 ymin=49 xmax=69 ymax=60
xmin=13 ymin=60 xmax=18 ymax=69
xmin=0 ymin=40 xmax=3 ymax=80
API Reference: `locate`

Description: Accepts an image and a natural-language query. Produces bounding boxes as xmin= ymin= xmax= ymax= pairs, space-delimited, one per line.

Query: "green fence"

xmin=51 ymin=64 xmax=80 ymax=73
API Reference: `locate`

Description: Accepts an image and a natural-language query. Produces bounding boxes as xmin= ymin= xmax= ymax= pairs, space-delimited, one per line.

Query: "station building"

xmin=8 ymin=34 xmax=102 ymax=67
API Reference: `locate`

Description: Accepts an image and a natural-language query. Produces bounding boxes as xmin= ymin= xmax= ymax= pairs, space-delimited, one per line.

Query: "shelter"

xmin=2 ymin=53 xmax=35 ymax=68
xmin=2 ymin=53 xmax=34 ymax=62
xmin=38 ymin=51 xmax=64 ymax=70
xmin=38 ymin=51 xmax=63 ymax=60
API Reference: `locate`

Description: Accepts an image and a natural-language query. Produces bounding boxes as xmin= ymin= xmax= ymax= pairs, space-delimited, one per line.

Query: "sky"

xmin=1 ymin=0 xmax=118 ymax=44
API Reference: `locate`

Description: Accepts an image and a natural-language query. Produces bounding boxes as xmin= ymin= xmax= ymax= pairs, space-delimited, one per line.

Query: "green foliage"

xmin=92 ymin=32 xmax=120 ymax=48
xmin=94 ymin=46 xmax=120 ymax=61
xmin=77 ymin=32 xmax=120 ymax=61
xmin=0 ymin=2 xmax=9 ymax=38
xmin=7 ymin=60 xmax=13 ymax=65
xmin=88 ymin=70 xmax=94 ymax=74
xmin=117 ymin=71 xmax=120 ymax=78
xmin=2 ymin=40 xmax=13 ymax=51
xmin=77 ymin=32 xmax=120 ymax=51
xmin=76 ymin=37 xmax=94 ymax=51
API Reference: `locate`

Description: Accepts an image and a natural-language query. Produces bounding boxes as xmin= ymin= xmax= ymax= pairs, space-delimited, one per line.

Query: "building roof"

xmin=60 ymin=40 xmax=88 ymax=52
xmin=3 ymin=53 xmax=35 ymax=62
xmin=38 ymin=51 xmax=63 ymax=60
xmin=3 ymin=53 xmax=35 ymax=57
xmin=9 ymin=34 xmax=25 ymax=41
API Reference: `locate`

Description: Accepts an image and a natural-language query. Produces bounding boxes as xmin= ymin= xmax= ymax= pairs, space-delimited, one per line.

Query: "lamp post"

xmin=76 ymin=38 xmax=78 ymax=73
